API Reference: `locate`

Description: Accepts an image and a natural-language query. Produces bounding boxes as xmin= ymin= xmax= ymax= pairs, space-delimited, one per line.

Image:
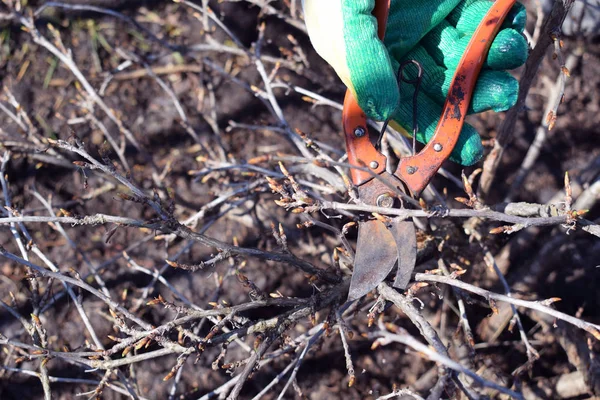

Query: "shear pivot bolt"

xmin=407 ymin=166 xmax=417 ymax=175
xmin=377 ymin=194 xmax=395 ymax=208
xmin=433 ymin=143 xmax=443 ymax=152
xmin=354 ymin=127 xmax=366 ymax=137
xmin=369 ymin=161 xmax=379 ymax=169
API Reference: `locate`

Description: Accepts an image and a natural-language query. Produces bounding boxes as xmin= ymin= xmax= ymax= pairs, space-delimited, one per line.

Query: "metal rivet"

xmin=369 ymin=161 xmax=379 ymax=169
xmin=407 ymin=166 xmax=417 ymax=175
xmin=376 ymin=194 xmax=395 ymax=208
xmin=354 ymin=127 xmax=366 ymax=137
xmin=433 ymin=143 xmax=443 ymax=152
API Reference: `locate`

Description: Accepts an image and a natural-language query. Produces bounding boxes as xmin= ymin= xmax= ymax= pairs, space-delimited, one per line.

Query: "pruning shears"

xmin=345 ymin=0 xmax=517 ymax=300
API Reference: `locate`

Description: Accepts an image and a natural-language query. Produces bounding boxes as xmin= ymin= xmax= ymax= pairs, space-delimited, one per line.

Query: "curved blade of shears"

xmin=391 ymin=219 xmax=417 ymax=290
xmin=348 ymin=219 xmax=398 ymax=301
xmin=348 ymin=216 xmax=417 ymax=300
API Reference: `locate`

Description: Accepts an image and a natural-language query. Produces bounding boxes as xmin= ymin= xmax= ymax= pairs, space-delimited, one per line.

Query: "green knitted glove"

xmin=303 ymin=0 xmax=528 ymax=165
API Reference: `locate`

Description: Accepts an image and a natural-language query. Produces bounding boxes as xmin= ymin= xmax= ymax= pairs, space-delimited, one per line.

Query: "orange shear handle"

xmin=343 ymin=0 xmax=390 ymax=185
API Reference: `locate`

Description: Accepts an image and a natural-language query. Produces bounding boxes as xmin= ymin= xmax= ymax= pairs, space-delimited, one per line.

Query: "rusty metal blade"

xmin=390 ymin=219 xmax=417 ymax=290
xmin=348 ymin=220 xmax=398 ymax=301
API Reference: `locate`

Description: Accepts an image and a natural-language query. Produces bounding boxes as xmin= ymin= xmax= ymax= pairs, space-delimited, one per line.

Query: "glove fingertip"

xmin=488 ymin=74 xmax=519 ymax=113
xmin=449 ymin=123 xmax=484 ymax=166
xmin=486 ymin=29 xmax=529 ymax=70
xmin=464 ymin=70 xmax=519 ymax=114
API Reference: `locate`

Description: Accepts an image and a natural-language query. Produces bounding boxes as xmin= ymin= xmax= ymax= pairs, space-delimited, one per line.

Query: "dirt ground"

xmin=0 ymin=1 xmax=599 ymax=399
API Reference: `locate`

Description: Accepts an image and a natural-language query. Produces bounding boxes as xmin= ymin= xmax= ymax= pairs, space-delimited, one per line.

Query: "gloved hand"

xmin=303 ymin=0 xmax=528 ymax=165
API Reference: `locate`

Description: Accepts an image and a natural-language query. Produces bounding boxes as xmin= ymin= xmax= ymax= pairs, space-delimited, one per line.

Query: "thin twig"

xmin=414 ymin=273 xmax=600 ymax=339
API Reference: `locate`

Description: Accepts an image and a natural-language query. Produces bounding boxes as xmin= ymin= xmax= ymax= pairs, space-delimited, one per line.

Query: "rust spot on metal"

xmin=486 ymin=16 xmax=500 ymax=26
